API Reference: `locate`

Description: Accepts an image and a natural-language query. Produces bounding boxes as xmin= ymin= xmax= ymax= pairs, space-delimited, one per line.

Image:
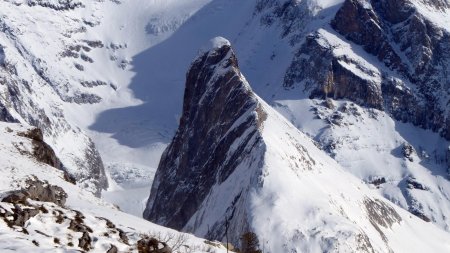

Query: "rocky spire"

xmin=143 ymin=37 xmax=267 ymax=231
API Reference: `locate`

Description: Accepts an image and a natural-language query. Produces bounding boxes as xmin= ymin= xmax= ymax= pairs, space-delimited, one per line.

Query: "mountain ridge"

xmin=144 ymin=38 xmax=450 ymax=252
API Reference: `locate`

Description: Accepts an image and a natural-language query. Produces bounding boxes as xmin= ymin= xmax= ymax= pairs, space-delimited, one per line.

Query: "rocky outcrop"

xmin=2 ymin=177 xmax=67 ymax=206
xmin=0 ymin=179 xmax=142 ymax=252
xmin=144 ymin=38 xmax=265 ymax=234
xmin=1 ymin=178 xmax=67 ymax=230
xmin=284 ymin=34 xmax=383 ymax=109
xmin=142 ymin=37 xmax=448 ymax=252
xmin=137 ymin=237 xmax=172 ymax=253
xmin=284 ymin=0 xmax=450 ymax=140
xmin=331 ymin=0 xmax=406 ymax=73
xmin=17 ymin=128 xmax=62 ymax=169
xmin=27 ymin=0 xmax=84 ymax=11
xmin=402 ymin=142 xmax=415 ymax=162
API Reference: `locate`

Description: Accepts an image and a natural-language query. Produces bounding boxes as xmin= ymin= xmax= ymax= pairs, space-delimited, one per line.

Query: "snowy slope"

xmin=1 ymin=0 xmax=449 ymax=241
xmin=0 ymin=121 xmax=230 ymax=252
xmin=117 ymin=0 xmax=450 ymax=230
xmin=144 ymin=40 xmax=450 ymax=252
xmin=0 ymin=0 xmax=213 ymax=202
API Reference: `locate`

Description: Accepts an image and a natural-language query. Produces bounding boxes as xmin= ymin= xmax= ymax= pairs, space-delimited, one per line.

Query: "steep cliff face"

xmin=284 ymin=0 xmax=450 ymax=139
xmin=144 ymin=38 xmax=450 ymax=252
xmin=144 ymin=38 xmax=266 ymax=231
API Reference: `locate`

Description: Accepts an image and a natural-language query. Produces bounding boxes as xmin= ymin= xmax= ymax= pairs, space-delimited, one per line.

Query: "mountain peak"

xmin=144 ymin=38 xmax=266 ymax=231
xmin=143 ymin=37 xmax=450 ymax=252
xmin=201 ymin=36 xmax=231 ymax=53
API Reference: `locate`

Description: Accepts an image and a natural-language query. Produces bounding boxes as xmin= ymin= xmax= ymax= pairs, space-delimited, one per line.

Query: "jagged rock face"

xmin=331 ymin=0 xmax=406 ymax=72
xmin=144 ymin=41 xmax=265 ymax=231
xmin=144 ymin=38 xmax=450 ymax=252
xmin=284 ymin=34 xmax=383 ymax=109
xmin=17 ymin=128 xmax=62 ymax=169
xmin=284 ymin=0 xmax=450 ymax=140
xmin=2 ymin=177 xmax=68 ymax=206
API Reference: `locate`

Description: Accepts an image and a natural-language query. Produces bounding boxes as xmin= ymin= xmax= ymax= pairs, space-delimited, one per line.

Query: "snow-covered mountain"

xmin=0 ymin=0 xmax=450 ymax=251
xmin=132 ymin=0 xmax=450 ymax=232
xmin=0 ymin=121 xmax=230 ymax=252
xmin=144 ymin=39 xmax=450 ymax=252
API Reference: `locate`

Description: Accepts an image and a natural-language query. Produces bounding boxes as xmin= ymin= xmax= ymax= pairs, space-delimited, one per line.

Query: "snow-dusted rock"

xmin=0 ymin=45 xmax=4 ymax=65
xmin=283 ymin=0 xmax=450 ymax=140
xmin=0 ymin=121 xmax=230 ymax=252
xmin=0 ymin=0 xmax=114 ymax=195
xmin=144 ymin=40 xmax=450 ymax=252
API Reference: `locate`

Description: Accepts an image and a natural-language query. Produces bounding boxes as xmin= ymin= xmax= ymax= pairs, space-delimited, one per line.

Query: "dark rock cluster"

xmin=402 ymin=142 xmax=415 ymax=162
xmin=27 ymin=0 xmax=84 ymax=11
xmin=2 ymin=177 xmax=67 ymax=206
xmin=0 ymin=178 xmax=129 ymax=251
xmin=137 ymin=237 xmax=172 ymax=253
xmin=406 ymin=176 xmax=429 ymax=191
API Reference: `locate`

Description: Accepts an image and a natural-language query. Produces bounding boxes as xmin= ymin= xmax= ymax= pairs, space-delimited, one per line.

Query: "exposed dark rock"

xmin=63 ymin=172 xmax=76 ymax=185
xmin=0 ymin=101 xmax=18 ymax=122
xmin=80 ymin=53 xmax=94 ymax=63
xmin=144 ymin=41 xmax=265 ymax=245
xmin=322 ymin=98 xmax=335 ymax=110
xmin=368 ymin=177 xmax=387 ymax=187
xmin=27 ymin=0 xmax=84 ymax=11
xmin=117 ymin=228 xmax=129 ymax=245
xmin=0 ymin=194 xmax=137 ymax=251
xmin=107 ymin=244 xmax=119 ymax=253
xmin=83 ymin=40 xmax=104 ymax=48
xmin=98 ymin=217 xmax=116 ymax=229
xmin=80 ymin=80 xmax=108 ymax=88
xmin=2 ymin=178 xmax=67 ymax=206
xmin=78 ymin=231 xmax=92 ymax=251
xmin=69 ymin=211 xmax=93 ymax=233
xmin=409 ymin=208 xmax=431 ymax=222
xmin=406 ymin=176 xmax=429 ymax=191
xmin=74 ymin=63 xmax=84 ymax=71
xmin=10 ymin=206 xmax=39 ymax=227
xmin=14 ymin=127 xmax=107 ymax=196
xmin=137 ymin=237 xmax=172 ymax=253
xmin=364 ymin=198 xmax=402 ymax=241
xmin=18 ymin=128 xmax=63 ymax=169
xmin=255 ymin=0 xmax=314 ymax=45
xmin=0 ymin=44 xmax=5 ymax=65
xmin=402 ymin=143 xmax=415 ymax=162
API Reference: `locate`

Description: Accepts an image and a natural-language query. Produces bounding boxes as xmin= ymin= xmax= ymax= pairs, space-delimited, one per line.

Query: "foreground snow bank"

xmin=0 ymin=121 xmax=230 ymax=252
